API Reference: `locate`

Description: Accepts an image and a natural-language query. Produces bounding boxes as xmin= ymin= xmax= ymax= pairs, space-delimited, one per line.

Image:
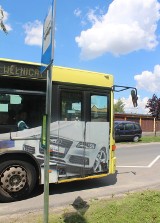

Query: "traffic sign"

xmin=40 ymin=1 xmax=56 ymax=73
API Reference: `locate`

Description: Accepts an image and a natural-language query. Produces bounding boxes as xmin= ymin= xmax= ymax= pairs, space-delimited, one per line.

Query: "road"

xmin=0 ymin=142 xmax=160 ymax=217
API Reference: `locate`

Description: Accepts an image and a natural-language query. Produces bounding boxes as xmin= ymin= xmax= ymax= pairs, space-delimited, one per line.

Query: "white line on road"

xmin=117 ymin=155 xmax=160 ymax=168
xmin=148 ymin=155 xmax=160 ymax=167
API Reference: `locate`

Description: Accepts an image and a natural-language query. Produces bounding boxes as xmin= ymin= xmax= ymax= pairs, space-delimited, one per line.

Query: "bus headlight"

xmin=76 ymin=142 xmax=96 ymax=149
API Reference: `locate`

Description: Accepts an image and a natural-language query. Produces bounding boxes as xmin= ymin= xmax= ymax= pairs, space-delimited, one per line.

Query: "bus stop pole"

xmin=44 ymin=66 xmax=52 ymax=223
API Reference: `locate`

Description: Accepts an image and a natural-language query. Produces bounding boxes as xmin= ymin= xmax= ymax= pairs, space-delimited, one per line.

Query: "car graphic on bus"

xmin=22 ymin=121 xmax=110 ymax=177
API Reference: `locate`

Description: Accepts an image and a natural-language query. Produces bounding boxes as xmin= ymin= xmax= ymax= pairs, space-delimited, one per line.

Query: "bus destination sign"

xmin=0 ymin=61 xmax=47 ymax=80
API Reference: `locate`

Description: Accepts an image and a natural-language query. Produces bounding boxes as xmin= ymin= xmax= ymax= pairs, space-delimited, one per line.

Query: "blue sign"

xmin=40 ymin=1 xmax=55 ymax=73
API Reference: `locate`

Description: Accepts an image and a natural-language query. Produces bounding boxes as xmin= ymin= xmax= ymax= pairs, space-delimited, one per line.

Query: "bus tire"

xmin=0 ymin=160 xmax=36 ymax=202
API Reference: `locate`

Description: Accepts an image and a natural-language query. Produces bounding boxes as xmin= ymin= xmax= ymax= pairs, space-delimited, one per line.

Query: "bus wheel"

xmin=93 ymin=148 xmax=107 ymax=173
xmin=0 ymin=160 xmax=36 ymax=202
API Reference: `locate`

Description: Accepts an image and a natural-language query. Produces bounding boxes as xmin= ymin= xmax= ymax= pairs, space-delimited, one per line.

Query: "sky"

xmin=0 ymin=0 xmax=160 ymax=114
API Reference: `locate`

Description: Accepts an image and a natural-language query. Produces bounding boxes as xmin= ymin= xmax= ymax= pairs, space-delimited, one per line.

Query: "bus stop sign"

xmin=41 ymin=1 xmax=55 ymax=73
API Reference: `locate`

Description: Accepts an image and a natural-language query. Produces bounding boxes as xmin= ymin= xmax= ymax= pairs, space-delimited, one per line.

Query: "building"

xmin=115 ymin=113 xmax=160 ymax=132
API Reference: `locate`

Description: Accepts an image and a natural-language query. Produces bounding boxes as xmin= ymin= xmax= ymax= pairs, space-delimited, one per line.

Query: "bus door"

xmin=85 ymin=93 xmax=110 ymax=175
xmin=49 ymin=90 xmax=85 ymax=179
xmin=53 ymin=88 xmax=110 ymax=180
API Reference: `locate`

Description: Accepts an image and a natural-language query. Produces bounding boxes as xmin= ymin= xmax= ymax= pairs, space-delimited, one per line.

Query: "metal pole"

xmin=44 ymin=67 xmax=52 ymax=223
xmin=43 ymin=1 xmax=56 ymax=221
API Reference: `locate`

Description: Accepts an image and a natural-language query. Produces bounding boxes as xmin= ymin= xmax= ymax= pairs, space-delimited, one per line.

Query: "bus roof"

xmin=0 ymin=58 xmax=114 ymax=88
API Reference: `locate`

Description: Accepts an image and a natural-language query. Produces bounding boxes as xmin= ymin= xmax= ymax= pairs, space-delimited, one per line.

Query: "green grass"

xmin=140 ymin=135 xmax=160 ymax=143
xmin=49 ymin=190 xmax=160 ymax=223
xmin=11 ymin=190 xmax=160 ymax=223
xmin=117 ymin=135 xmax=160 ymax=144
xmin=33 ymin=190 xmax=160 ymax=223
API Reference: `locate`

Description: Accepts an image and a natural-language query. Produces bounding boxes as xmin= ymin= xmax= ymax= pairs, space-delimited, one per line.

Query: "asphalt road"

xmin=0 ymin=142 xmax=160 ymax=217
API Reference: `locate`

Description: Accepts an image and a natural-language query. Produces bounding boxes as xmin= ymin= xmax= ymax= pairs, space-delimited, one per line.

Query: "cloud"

xmin=75 ymin=0 xmax=160 ymax=60
xmin=86 ymin=9 xmax=100 ymax=25
xmin=74 ymin=8 xmax=81 ymax=17
xmin=23 ymin=20 xmax=43 ymax=47
xmin=134 ymin=65 xmax=160 ymax=93
xmin=115 ymin=96 xmax=149 ymax=114
xmin=0 ymin=6 xmax=12 ymax=32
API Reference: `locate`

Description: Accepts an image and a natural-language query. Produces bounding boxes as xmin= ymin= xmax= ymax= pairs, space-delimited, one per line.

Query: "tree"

xmin=0 ymin=7 xmax=7 ymax=34
xmin=114 ymin=98 xmax=125 ymax=113
xmin=146 ymin=94 xmax=160 ymax=136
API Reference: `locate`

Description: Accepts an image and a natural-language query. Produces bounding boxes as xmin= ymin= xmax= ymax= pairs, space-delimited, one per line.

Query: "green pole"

xmin=44 ymin=67 xmax=52 ymax=223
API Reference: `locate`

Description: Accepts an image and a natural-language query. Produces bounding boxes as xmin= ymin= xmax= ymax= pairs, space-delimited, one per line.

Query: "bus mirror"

xmin=131 ymin=90 xmax=138 ymax=107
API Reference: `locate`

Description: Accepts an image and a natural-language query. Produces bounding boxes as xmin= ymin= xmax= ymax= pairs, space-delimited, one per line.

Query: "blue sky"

xmin=0 ymin=0 xmax=160 ymax=114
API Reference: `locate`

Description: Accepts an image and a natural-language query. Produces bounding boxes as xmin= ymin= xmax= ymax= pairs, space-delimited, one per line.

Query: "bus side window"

xmin=27 ymin=95 xmax=45 ymax=128
xmin=60 ymin=91 xmax=82 ymax=121
xmin=0 ymin=94 xmax=21 ymax=133
xmin=0 ymin=113 xmax=9 ymax=124
xmin=91 ymin=95 xmax=108 ymax=122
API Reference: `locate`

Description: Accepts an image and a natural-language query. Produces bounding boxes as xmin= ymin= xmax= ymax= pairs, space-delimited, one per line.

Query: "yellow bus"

xmin=0 ymin=58 xmax=117 ymax=202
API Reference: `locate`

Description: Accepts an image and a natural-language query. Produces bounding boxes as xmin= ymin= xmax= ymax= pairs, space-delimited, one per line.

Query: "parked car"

xmin=114 ymin=121 xmax=142 ymax=142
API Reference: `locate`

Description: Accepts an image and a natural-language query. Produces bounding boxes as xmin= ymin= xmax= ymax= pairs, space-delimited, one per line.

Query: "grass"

xmin=117 ymin=135 xmax=160 ymax=144
xmin=6 ymin=190 xmax=160 ymax=223
xmin=51 ymin=190 xmax=160 ymax=223
xmin=140 ymin=135 xmax=160 ymax=143
xmin=46 ymin=190 xmax=160 ymax=223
